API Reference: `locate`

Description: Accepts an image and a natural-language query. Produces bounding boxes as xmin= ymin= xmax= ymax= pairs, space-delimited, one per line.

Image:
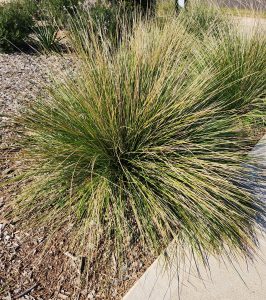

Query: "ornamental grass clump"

xmin=9 ymin=18 xmax=264 ymax=271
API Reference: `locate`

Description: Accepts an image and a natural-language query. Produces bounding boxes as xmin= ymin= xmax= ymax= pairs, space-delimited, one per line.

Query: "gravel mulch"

xmin=0 ymin=53 xmax=153 ymax=300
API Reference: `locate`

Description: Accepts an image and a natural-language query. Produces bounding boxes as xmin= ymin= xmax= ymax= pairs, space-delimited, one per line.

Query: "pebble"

xmin=57 ymin=293 xmax=68 ymax=299
xmin=0 ymin=223 xmax=6 ymax=233
xmin=4 ymin=234 xmax=11 ymax=241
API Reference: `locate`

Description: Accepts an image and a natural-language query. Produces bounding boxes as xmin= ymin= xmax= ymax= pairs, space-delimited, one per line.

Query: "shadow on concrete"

xmin=247 ymin=141 xmax=266 ymax=230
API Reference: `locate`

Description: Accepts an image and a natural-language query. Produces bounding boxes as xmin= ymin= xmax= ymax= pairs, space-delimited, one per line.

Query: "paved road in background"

xmin=218 ymin=0 xmax=266 ymax=9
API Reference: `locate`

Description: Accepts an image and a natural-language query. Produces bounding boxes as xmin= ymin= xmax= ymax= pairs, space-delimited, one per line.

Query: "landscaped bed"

xmin=1 ymin=1 xmax=265 ymax=299
xmin=0 ymin=54 xmax=154 ymax=299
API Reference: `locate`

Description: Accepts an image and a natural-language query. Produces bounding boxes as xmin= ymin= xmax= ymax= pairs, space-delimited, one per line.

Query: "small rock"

xmin=87 ymin=292 xmax=95 ymax=300
xmin=0 ymin=197 xmax=4 ymax=208
xmin=0 ymin=223 xmax=6 ymax=234
xmin=2 ymin=292 xmax=11 ymax=300
xmin=4 ymin=235 xmax=10 ymax=241
xmin=58 ymin=293 xmax=68 ymax=299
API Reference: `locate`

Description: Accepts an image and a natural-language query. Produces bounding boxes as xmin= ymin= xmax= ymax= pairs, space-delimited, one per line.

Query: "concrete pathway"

xmin=218 ymin=0 xmax=266 ymax=10
xmin=234 ymin=16 xmax=266 ymax=34
xmin=124 ymin=136 xmax=266 ymax=300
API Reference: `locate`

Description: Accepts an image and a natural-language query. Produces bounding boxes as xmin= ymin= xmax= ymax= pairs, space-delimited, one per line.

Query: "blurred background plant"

xmin=0 ymin=0 xmax=35 ymax=52
xmin=33 ymin=21 xmax=61 ymax=52
xmin=36 ymin=0 xmax=85 ymax=24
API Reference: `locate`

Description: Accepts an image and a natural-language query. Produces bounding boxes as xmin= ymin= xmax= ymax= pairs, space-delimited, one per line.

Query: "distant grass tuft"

xmin=178 ymin=0 xmax=231 ymax=38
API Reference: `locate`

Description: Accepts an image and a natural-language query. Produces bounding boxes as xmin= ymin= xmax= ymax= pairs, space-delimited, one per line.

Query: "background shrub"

xmin=0 ymin=0 xmax=34 ymax=52
xmin=27 ymin=0 xmax=85 ymax=28
xmin=125 ymin=0 xmax=157 ymax=15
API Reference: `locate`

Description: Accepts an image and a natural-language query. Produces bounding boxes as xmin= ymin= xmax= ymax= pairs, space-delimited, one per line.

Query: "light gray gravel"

xmin=0 ymin=54 xmax=75 ymax=145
